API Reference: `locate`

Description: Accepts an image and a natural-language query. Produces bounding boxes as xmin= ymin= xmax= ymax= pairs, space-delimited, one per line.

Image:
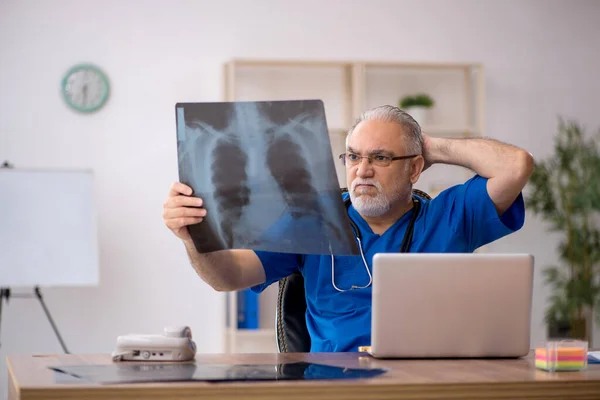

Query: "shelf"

xmin=221 ymin=58 xmax=485 ymax=353
xmin=224 ymin=62 xmax=353 ymax=131
xmin=227 ymin=59 xmax=482 ymax=70
xmin=331 ymin=125 xmax=475 ymax=138
xmin=227 ymin=328 xmax=276 ymax=338
xmin=225 ymin=327 xmax=278 ymax=353
xmin=228 ymin=59 xmax=351 ymax=68
xmin=224 ymin=284 xmax=279 ymax=353
xmin=421 ymin=125 xmax=478 ymax=137
xmin=364 ymin=61 xmax=481 ymax=70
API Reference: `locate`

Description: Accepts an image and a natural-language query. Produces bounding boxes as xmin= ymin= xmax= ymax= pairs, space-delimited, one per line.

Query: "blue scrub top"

xmin=251 ymin=175 xmax=526 ymax=352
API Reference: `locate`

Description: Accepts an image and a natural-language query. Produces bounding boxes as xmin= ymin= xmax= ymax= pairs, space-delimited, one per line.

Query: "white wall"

xmin=1 ymin=0 xmax=599 ymax=394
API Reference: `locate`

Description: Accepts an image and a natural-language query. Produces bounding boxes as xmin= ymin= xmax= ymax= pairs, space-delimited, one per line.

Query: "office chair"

xmin=275 ymin=188 xmax=431 ymax=353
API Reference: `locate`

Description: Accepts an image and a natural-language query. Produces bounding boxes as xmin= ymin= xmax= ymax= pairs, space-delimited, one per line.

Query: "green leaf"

xmin=526 ymin=117 xmax=600 ymax=325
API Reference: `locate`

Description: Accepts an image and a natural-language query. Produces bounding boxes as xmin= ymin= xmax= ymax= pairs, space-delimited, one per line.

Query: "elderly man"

xmin=163 ymin=105 xmax=534 ymax=353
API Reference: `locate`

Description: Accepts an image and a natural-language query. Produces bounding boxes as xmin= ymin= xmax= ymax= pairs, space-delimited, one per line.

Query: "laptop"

xmin=370 ymin=253 xmax=534 ymax=358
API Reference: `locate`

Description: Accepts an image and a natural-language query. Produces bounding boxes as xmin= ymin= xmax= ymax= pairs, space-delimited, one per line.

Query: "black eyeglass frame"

xmin=338 ymin=152 xmax=420 ymax=167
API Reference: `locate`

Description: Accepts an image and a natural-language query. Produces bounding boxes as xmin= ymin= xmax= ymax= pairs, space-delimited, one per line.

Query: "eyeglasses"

xmin=338 ymin=152 xmax=419 ymax=167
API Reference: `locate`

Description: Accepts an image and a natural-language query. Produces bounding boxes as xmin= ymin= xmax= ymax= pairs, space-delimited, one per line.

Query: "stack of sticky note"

xmin=535 ymin=340 xmax=588 ymax=372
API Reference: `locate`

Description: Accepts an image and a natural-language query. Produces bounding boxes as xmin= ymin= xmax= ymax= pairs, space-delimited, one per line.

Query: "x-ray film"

xmin=50 ymin=361 xmax=388 ymax=384
xmin=175 ymin=100 xmax=359 ymax=256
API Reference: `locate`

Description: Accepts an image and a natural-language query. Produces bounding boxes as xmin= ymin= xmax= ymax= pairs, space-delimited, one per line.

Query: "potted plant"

xmin=525 ymin=118 xmax=600 ymax=344
xmin=399 ymin=93 xmax=435 ymax=126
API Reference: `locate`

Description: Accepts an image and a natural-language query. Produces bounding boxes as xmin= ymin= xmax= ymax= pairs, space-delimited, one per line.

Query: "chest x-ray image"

xmin=175 ymin=99 xmax=358 ymax=256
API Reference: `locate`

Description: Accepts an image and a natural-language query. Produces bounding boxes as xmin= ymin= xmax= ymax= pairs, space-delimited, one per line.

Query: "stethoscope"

xmin=331 ymin=195 xmax=421 ymax=292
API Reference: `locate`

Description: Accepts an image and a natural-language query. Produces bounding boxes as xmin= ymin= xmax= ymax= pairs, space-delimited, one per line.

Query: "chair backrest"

xmin=276 ymin=269 xmax=311 ymax=353
xmin=275 ymin=188 xmax=431 ymax=353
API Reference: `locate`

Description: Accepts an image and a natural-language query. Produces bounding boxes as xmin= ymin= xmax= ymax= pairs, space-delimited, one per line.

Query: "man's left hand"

xmin=421 ymin=134 xmax=438 ymax=171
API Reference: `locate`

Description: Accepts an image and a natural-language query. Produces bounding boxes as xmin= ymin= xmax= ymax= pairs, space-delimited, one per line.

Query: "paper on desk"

xmin=588 ymin=351 xmax=600 ymax=364
xmin=175 ymin=100 xmax=359 ymax=256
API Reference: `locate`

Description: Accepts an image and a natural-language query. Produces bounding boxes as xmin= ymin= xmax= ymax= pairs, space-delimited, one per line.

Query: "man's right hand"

xmin=163 ymin=182 xmax=207 ymax=241
xmin=163 ymin=182 xmax=266 ymax=292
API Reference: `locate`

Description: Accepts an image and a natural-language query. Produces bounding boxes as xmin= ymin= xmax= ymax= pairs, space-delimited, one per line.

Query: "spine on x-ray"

xmin=211 ymin=137 xmax=250 ymax=247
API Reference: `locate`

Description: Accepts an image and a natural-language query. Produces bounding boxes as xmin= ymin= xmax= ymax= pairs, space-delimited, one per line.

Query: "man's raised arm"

xmin=423 ymin=135 xmax=534 ymax=215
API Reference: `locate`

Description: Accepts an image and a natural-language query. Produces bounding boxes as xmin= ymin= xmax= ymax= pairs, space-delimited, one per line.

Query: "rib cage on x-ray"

xmin=176 ymin=100 xmax=358 ymax=256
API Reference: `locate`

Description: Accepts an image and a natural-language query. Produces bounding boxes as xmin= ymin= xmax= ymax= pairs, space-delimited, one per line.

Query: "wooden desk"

xmin=7 ymin=352 xmax=600 ymax=399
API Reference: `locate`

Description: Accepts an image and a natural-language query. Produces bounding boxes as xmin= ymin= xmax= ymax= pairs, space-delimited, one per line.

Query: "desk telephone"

xmin=111 ymin=326 xmax=197 ymax=362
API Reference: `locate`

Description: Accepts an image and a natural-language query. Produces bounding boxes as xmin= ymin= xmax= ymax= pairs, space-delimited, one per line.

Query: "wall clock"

xmin=61 ymin=64 xmax=110 ymax=113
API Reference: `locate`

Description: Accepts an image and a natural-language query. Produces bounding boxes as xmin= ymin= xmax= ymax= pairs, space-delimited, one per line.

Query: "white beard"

xmin=349 ymin=178 xmax=410 ymax=217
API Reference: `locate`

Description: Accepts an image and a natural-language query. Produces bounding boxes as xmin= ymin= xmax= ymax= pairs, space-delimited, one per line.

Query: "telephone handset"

xmin=111 ymin=326 xmax=197 ymax=362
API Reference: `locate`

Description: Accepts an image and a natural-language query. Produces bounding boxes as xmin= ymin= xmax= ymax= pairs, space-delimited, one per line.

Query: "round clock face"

xmin=61 ymin=64 xmax=110 ymax=113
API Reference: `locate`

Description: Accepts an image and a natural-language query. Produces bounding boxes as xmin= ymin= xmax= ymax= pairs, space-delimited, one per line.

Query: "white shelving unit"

xmin=221 ymin=58 xmax=485 ymax=353
xmin=224 ymin=283 xmax=279 ymax=354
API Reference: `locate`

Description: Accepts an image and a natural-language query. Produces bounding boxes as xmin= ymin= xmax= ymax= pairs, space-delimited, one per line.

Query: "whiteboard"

xmin=0 ymin=169 xmax=99 ymax=287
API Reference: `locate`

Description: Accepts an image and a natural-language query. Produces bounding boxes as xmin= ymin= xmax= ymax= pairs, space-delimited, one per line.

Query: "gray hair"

xmin=346 ymin=105 xmax=423 ymax=155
